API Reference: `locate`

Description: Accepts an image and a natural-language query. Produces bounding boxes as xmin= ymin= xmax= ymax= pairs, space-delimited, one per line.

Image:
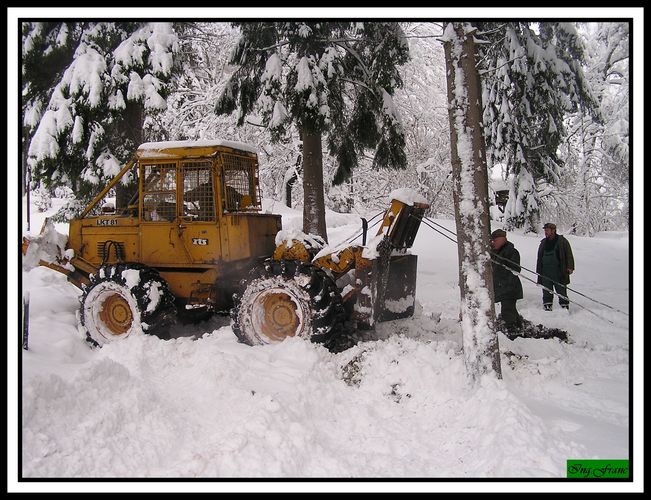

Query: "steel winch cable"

xmin=409 ymin=213 xmax=626 ymax=324
xmin=419 ymin=216 xmax=458 ymax=245
xmin=423 ymin=215 xmax=629 ymax=317
xmin=423 ymin=216 xmax=457 ymax=238
xmin=509 ymin=265 xmax=616 ymax=324
xmin=342 ymin=209 xmax=385 ymax=245
xmin=490 ymin=250 xmax=629 ymax=317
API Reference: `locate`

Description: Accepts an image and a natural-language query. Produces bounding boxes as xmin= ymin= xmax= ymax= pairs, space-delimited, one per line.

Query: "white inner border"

xmin=8 ymin=7 xmax=643 ymax=494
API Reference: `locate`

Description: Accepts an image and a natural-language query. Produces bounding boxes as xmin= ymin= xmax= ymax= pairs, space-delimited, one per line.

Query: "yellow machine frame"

xmin=23 ymin=140 xmax=429 ymax=340
xmin=50 ymin=142 xmax=282 ymax=310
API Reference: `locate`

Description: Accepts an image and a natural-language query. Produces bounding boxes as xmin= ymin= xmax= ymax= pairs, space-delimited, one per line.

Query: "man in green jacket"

xmin=490 ymin=229 xmax=523 ymax=332
xmin=536 ymin=223 xmax=575 ymax=311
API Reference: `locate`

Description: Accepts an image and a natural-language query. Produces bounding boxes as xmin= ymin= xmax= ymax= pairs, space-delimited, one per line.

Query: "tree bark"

xmin=116 ymin=101 xmax=143 ymax=210
xmin=443 ymin=22 xmax=501 ymax=381
xmin=301 ymin=130 xmax=328 ymax=243
xmin=23 ymin=133 xmax=31 ymax=231
xmin=285 ymin=172 xmax=297 ymax=208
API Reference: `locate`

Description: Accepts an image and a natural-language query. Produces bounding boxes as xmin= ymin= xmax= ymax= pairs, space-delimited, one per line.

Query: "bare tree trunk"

xmin=301 ymin=130 xmax=328 ymax=243
xmin=23 ymin=134 xmax=31 ymax=231
xmin=443 ymin=22 xmax=501 ymax=382
xmin=116 ymin=102 xmax=143 ymax=210
xmin=285 ymin=172 xmax=297 ymax=208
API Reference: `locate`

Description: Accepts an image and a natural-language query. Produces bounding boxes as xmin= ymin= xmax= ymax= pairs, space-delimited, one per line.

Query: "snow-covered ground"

xmin=14 ymin=196 xmax=638 ymax=492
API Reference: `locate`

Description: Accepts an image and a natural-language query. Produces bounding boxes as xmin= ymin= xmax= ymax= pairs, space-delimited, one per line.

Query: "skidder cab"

xmin=22 ymin=140 xmax=429 ymax=351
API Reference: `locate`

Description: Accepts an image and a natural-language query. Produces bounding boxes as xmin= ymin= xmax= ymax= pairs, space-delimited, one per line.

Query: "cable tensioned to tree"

xmin=341 ymin=210 xmax=385 ymax=245
xmin=490 ymin=249 xmax=629 ymax=317
xmin=410 ymin=214 xmax=627 ymax=324
xmin=423 ymin=215 xmax=629 ymax=317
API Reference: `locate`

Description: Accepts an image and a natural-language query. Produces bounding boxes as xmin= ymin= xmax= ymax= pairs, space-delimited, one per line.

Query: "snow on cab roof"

xmin=136 ymin=139 xmax=258 ymax=158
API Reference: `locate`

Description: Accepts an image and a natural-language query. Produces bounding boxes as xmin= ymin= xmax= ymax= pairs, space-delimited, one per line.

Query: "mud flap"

xmin=378 ymin=254 xmax=418 ymax=322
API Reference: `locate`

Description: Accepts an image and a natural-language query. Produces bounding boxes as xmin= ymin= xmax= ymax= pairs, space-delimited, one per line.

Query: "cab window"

xmin=221 ymin=153 xmax=260 ymax=212
xmin=182 ymin=161 xmax=215 ymax=221
xmin=141 ymin=163 xmax=177 ymax=221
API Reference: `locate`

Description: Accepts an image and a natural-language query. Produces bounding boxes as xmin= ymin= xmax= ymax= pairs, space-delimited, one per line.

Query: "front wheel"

xmin=231 ymin=260 xmax=346 ymax=347
xmin=79 ymin=264 xmax=176 ymax=347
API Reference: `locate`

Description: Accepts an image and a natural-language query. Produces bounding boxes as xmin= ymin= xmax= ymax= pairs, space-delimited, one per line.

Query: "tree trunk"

xmin=23 ymin=133 xmax=31 ymax=231
xmin=580 ymin=120 xmax=598 ymax=236
xmin=443 ymin=22 xmax=501 ymax=382
xmin=301 ymin=130 xmax=328 ymax=243
xmin=116 ymin=102 xmax=143 ymax=210
xmin=285 ymin=172 xmax=297 ymax=208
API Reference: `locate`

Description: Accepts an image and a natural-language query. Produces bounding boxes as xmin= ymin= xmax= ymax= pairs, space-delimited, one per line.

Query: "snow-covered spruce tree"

xmin=160 ymin=22 xmax=241 ymax=141
xmin=322 ymin=22 xmax=454 ymax=219
xmin=442 ymin=22 xmax=501 ymax=382
xmin=392 ymin=22 xmax=453 ymax=218
xmin=586 ymin=22 xmax=629 ymax=189
xmin=476 ymin=22 xmax=600 ymax=232
xmin=23 ymin=22 xmax=179 ymax=216
xmin=159 ymin=22 xmax=302 ymax=208
xmin=22 ymin=22 xmax=80 ymax=198
xmin=215 ymin=22 xmax=410 ymax=242
xmin=549 ymin=22 xmax=629 ymax=235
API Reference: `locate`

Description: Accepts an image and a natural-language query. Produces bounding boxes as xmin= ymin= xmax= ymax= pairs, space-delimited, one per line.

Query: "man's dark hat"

xmin=490 ymin=229 xmax=507 ymax=239
xmin=543 ymin=223 xmax=557 ymax=230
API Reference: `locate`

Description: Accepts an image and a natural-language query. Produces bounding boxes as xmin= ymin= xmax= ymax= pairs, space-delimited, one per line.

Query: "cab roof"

xmin=136 ymin=140 xmax=258 ymax=160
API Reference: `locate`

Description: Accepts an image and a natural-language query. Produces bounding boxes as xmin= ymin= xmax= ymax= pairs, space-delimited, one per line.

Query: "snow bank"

xmin=22 ymin=331 xmax=583 ymax=478
xmin=592 ymin=231 xmax=629 ymax=240
xmin=17 ymin=195 xmax=632 ymax=487
xmin=261 ymin=198 xmax=375 ymax=233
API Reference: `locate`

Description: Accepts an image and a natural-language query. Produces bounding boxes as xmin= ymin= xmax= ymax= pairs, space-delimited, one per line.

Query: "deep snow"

xmin=15 ymin=196 xmax=636 ymax=492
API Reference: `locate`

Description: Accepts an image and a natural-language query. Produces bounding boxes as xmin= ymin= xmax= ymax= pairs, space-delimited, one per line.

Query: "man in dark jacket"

xmin=490 ymin=229 xmax=523 ymax=332
xmin=536 ymin=223 xmax=575 ymax=311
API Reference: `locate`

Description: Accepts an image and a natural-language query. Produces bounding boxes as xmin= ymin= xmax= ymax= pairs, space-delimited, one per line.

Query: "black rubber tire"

xmin=79 ymin=263 xmax=177 ymax=347
xmin=231 ymin=259 xmax=347 ymax=348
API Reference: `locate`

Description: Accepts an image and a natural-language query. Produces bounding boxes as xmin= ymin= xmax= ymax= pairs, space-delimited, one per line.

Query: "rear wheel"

xmin=232 ymin=260 xmax=346 ymax=347
xmin=79 ymin=264 xmax=176 ymax=347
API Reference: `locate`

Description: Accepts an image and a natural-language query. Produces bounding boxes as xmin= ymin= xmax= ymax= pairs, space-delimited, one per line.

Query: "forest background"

xmin=18 ymin=13 xmax=631 ymax=236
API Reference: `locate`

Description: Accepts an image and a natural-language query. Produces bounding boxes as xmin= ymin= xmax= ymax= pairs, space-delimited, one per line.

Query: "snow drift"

xmin=18 ymin=196 xmax=631 ymax=488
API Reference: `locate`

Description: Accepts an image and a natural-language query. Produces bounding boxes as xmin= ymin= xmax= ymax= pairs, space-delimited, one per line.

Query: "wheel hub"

xmin=253 ymin=289 xmax=302 ymax=342
xmin=98 ymin=293 xmax=134 ymax=335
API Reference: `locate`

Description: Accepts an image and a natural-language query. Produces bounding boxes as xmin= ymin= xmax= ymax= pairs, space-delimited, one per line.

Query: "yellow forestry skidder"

xmin=22 ymin=140 xmax=429 ymax=351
